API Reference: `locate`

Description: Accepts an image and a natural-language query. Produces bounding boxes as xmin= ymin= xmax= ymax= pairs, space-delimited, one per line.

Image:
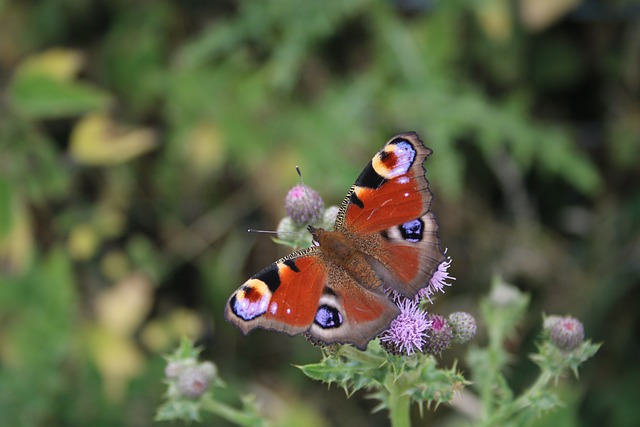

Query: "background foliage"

xmin=1 ymin=0 xmax=638 ymax=426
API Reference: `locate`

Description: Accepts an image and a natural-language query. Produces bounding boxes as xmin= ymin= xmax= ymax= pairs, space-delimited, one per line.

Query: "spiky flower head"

xmin=176 ymin=363 xmax=216 ymax=399
xmin=423 ymin=314 xmax=453 ymax=355
xmin=285 ymin=184 xmax=324 ymax=226
xmin=448 ymin=311 xmax=477 ymax=344
xmin=548 ymin=316 xmax=585 ymax=351
xmin=379 ymin=297 xmax=430 ymax=355
xmin=418 ymin=255 xmax=455 ymax=303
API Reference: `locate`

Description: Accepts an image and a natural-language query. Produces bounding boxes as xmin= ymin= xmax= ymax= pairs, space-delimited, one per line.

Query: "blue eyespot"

xmin=315 ymin=305 xmax=342 ymax=329
xmin=399 ymin=218 xmax=423 ymax=242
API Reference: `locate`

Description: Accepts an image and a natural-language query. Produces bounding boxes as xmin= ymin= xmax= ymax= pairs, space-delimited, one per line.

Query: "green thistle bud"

xmin=276 ymin=216 xmax=299 ymax=240
xmin=285 ymin=184 xmax=324 ymax=226
xmin=423 ymin=314 xmax=453 ymax=355
xmin=448 ymin=311 xmax=477 ymax=344
xmin=164 ymin=358 xmax=196 ymax=379
xmin=320 ymin=205 xmax=340 ymax=229
xmin=549 ymin=316 xmax=584 ymax=351
xmin=177 ymin=365 xmax=211 ymax=399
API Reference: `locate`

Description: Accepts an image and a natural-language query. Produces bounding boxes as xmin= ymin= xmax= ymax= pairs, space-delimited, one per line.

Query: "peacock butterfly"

xmin=225 ymin=132 xmax=445 ymax=349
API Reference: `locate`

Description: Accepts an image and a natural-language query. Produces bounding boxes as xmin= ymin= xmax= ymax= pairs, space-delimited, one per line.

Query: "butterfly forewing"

xmin=335 ymin=132 xmax=433 ymax=234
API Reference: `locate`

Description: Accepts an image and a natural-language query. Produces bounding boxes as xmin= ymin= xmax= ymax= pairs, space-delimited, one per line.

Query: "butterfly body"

xmin=310 ymin=226 xmax=383 ymax=291
xmin=226 ymin=132 xmax=445 ymax=349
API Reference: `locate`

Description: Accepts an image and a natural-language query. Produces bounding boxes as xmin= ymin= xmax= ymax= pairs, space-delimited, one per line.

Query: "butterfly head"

xmin=307 ymin=225 xmax=322 ymax=246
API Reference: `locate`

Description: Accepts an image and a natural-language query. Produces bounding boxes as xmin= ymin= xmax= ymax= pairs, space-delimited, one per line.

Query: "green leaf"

xmin=8 ymin=73 xmax=111 ymax=119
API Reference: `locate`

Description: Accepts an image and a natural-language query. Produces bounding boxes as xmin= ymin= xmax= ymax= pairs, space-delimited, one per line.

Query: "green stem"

xmin=388 ymin=390 xmax=411 ymax=427
xmin=201 ymin=395 xmax=266 ymax=427
xmin=477 ymin=369 xmax=554 ymax=427
xmin=513 ymin=369 xmax=553 ymax=410
xmin=478 ymin=323 xmax=507 ymax=420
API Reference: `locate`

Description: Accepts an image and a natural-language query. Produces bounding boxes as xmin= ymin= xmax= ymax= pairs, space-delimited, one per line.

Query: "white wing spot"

xmin=234 ymin=290 xmax=270 ymax=320
xmin=386 ymin=141 xmax=416 ymax=178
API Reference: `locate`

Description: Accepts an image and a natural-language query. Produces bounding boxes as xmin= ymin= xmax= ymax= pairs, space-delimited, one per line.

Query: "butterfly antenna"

xmin=295 ymin=165 xmax=317 ymax=214
xmin=247 ymin=229 xmax=279 ymax=234
xmin=296 ymin=166 xmax=308 ymax=192
xmin=247 ymin=228 xmax=306 ymax=236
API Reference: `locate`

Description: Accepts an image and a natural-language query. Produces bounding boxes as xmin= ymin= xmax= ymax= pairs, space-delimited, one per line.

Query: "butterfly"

xmin=225 ymin=132 xmax=445 ymax=350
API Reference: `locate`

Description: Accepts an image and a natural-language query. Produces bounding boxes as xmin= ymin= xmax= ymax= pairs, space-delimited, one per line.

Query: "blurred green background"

xmin=1 ymin=0 xmax=639 ymax=426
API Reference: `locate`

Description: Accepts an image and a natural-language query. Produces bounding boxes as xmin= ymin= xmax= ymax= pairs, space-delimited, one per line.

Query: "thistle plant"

xmin=157 ymin=185 xmax=600 ymax=426
xmin=156 ymin=338 xmax=267 ymax=427
xmin=463 ymin=278 xmax=600 ymax=427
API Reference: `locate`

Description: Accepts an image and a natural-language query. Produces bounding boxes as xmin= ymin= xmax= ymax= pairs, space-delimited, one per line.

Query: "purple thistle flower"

xmin=418 ymin=254 xmax=455 ymax=303
xmin=379 ymin=297 xmax=431 ymax=355
xmin=423 ymin=314 xmax=453 ymax=355
xmin=285 ymin=184 xmax=324 ymax=226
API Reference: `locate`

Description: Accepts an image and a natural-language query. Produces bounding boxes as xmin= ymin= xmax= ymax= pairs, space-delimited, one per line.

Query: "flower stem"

xmin=388 ymin=385 xmax=411 ymax=427
xmin=201 ymin=395 xmax=266 ymax=427
xmin=477 ymin=369 xmax=554 ymax=427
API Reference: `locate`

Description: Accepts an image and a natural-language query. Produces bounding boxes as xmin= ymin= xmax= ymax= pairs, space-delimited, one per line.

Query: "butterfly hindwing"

xmin=366 ymin=211 xmax=444 ymax=296
xmin=307 ymin=265 xmax=400 ymax=350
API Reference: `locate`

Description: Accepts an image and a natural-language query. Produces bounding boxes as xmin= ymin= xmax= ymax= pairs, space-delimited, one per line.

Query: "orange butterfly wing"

xmin=225 ymin=248 xmax=398 ymax=349
xmin=335 ymin=132 xmax=445 ymax=296
xmin=226 ymin=132 xmax=445 ymax=349
xmin=336 ymin=132 xmax=433 ymax=234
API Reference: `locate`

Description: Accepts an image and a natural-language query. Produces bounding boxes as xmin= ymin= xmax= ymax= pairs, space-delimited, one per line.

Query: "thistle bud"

xmin=177 ymin=365 xmax=212 ymax=399
xmin=549 ymin=316 xmax=584 ymax=351
xmin=285 ymin=184 xmax=324 ymax=226
xmin=320 ymin=205 xmax=340 ymax=229
xmin=448 ymin=311 xmax=477 ymax=344
xmin=423 ymin=314 xmax=453 ymax=355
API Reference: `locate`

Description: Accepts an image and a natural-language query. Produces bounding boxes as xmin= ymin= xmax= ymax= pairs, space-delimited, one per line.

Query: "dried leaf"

xmin=70 ymin=113 xmax=157 ymax=166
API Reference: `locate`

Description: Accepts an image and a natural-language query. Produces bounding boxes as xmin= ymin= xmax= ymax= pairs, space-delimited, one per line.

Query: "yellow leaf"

xmin=140 ymin=319 xmax=173 ymax=352
xmin=15 ymin=48 xmax=85 ymax=82
xmin=67 ymin=223 xmax=99 ymax=261
xmin=101 ymin=250 xmax=130 ymax=282
xmin=70 ymin=113 xmax=157 ymax=166
xmin=183 ymin=121 xmax=225 ymax=176
xmin=168 ymin=308 xmax=204 ymax=338
xmin=0 ymin=196 xmax=33 ymax=275
xmin=95 ymin=205 xmax=126 ymax=238
xmin=474 ymin=0 xmax=512 ymax=42
xmin=140 ymin=308 xmax=204 ymax=352
xmin=85 ymin=325 xmax=144 ymax=402
xmin=520 ymin=0 xmax=580 ymax=32
xmin=95 ymin=273 xmax=153 ymax=336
